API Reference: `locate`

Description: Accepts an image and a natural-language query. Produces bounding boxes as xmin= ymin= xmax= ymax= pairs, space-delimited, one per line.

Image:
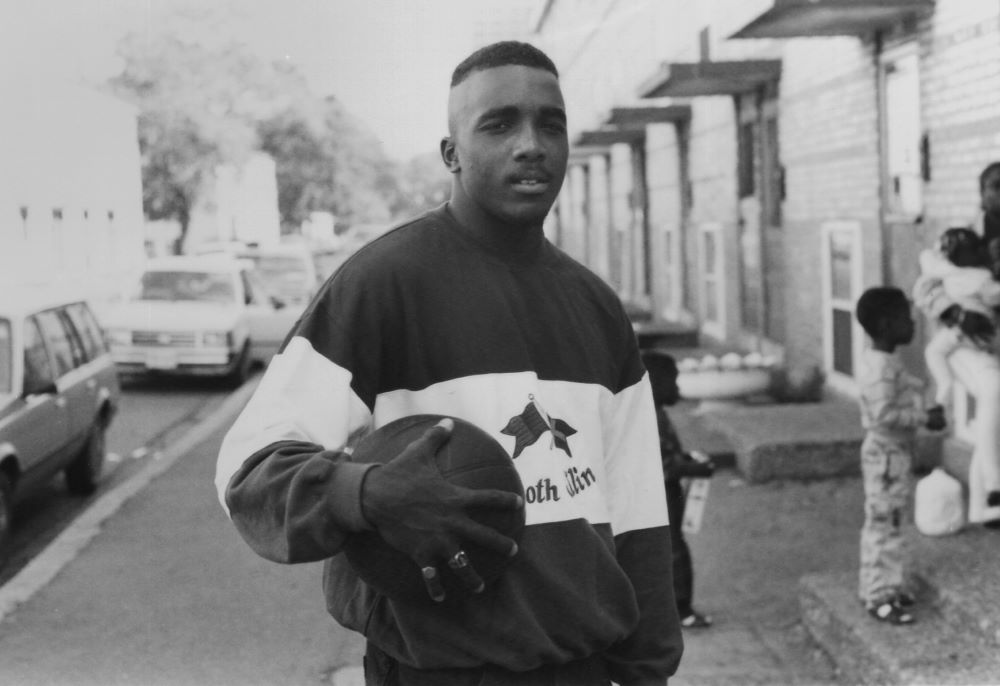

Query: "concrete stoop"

xmin=799 ymin=526 xmax=1000 ymax=685
xmin=698 ymin=401 xmax=864 ymax=483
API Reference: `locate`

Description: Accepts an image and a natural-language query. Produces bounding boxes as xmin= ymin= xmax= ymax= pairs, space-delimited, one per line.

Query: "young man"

xmin=215 ymin=41 xmax=683 ymax=685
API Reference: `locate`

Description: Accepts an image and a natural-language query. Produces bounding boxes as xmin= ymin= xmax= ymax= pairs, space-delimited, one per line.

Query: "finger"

xmin=446 ymin=550 xmax=485 ymax=594
xmin=451 ymin=485 xmax=524 ymax=511
xmin=411 ymin=418 xmax=454 ymax=454
xmin=448 ymin=517 xmax=520 ymax=558
xmin=420 ymin=563 xmax=446 ymax=602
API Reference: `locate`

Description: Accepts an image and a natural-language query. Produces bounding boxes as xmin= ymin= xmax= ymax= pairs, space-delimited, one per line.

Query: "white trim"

xmin=820 ymin=221 xmax=864 ymax=396
xmin=698 ymin=222 xmax=726 ymax=340
xmin=661 ymin=222 xmax=685 ymax=321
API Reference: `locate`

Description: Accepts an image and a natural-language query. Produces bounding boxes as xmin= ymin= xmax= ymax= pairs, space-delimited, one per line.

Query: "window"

xmin=34 ymin=310 xmax=76 ymax=377
xmin=63 ymin=303 xmax=104 ymax=360
xmin=0 ymin=319 xmax=10 ymax=394
xmin=241 ymin=270 xmax=269 ymax=306
xmin=24 ymin=317 xmax=55 ymax=391
xmin=139 ymin=271 xmax=236 ymax=303
xmin=821 ymin=221 xmax=863 ymax=393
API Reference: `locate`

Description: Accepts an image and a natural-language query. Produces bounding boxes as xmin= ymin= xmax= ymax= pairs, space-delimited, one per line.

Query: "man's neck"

xmin=872 ymin=340 xmax=896 ymax=353
xmin=445 ymin=199 xmax=545 ymax=261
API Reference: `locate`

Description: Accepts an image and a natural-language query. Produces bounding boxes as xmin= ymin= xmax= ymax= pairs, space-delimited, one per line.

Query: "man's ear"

xmin=440 ymin=137 xmax=460 ymax=173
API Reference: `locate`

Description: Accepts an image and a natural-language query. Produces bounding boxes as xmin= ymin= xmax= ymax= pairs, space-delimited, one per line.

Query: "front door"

xmin=736 ymin=84 xmax=785 ymax=352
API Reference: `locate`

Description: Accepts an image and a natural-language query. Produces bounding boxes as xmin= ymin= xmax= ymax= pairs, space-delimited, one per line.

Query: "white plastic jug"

xmin=914 ymin=467 xmax=965 ymax=536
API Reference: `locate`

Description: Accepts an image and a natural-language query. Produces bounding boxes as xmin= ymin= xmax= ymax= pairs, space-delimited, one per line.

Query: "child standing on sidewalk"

xmin=855 ymin=287 xmax=946 ymax=625
xmin=642 ymin=349 xmax=716 ymax=629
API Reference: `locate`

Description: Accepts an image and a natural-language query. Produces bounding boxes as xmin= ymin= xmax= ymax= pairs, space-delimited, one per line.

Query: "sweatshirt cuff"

xmin=327 ymin=459 xmax=379 ymax=532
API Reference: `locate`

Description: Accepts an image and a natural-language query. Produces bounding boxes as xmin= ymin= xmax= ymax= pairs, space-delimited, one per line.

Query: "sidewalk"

xmin=0 ymin=388 xmax=860 ymax=685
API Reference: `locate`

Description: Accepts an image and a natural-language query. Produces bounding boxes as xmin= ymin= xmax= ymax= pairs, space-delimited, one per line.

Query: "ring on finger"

xmin=421 ymin=565 xmax=445 ymax=602
xmin=447 ymin=550 xmax=470 ymax=570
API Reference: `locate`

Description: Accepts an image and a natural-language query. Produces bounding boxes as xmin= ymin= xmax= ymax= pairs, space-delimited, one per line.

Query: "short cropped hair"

xmin=979 ymin=161 xmax=1000 ymax=192
xmin=450 ymin=41 xmax=558 ymax=88
xmin=855 ymin=287 xmax=908 ymax=338
xmin=939 ymin=226 xmax=986 ymax=268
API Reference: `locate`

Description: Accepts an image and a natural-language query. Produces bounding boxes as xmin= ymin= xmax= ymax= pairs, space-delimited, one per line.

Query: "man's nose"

xmin=513 ymin=125 xmax=544 ymax=159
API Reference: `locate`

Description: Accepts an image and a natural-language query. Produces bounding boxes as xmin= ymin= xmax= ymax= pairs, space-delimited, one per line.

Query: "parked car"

xmin=103 ymin=255 xmax=298 ymax=383
xmin=0 ymin=293 xmax=121 ymax=547
xmin=193 ymin=242 xmax=319 ymax=307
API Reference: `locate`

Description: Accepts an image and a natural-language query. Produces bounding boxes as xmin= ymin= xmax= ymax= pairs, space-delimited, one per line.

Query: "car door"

xmin=34 ymin=309 xmax=91 ymax=456
xmin=241 ymin=269 xmax=298 ymax=362
xmin=15 ymin=315 xmax=72 ymax=476
xmin=64 ymin=302 xmax=119 ymax=410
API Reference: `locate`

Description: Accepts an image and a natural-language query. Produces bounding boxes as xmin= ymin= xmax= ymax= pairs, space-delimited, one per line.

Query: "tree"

xmin=109 ymin=5 xmax=402 ymax=250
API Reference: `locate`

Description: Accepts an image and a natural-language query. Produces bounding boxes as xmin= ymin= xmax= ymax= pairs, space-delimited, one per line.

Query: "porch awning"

xmin=574 ymin=128 xmax=645 ymax=147
xmin=606 ymin=105 xmax=691 ymax=127
xmin=639 ymin=60 xmax=781 ymax=98
xmin=730 ymin=0 xmax=933 ymax=39
xmin=568 ymin=145 xmax=611 ymax=163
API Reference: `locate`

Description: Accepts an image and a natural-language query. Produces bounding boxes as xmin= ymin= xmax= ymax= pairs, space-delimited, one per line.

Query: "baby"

xmin=918 ymin=226 xmax=1000 ymax=408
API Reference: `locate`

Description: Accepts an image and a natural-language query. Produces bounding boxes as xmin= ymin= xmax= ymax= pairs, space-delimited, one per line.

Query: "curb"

xmin=0 ymin=377 xmax=260 ymax=624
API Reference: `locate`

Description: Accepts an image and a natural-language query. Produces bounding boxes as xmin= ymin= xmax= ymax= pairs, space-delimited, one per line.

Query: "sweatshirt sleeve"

xmin=215 ymin=281 xmax=381 ymax=564
xmin=601 ymin=367 xmax=684 ymax=684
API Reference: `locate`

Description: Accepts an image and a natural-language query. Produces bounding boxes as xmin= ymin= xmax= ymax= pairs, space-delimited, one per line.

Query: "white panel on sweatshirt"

xmin=375 ymin=372 xmax=669 ymax=534
xmin=216 ymin=334 xmax=669 ymax=533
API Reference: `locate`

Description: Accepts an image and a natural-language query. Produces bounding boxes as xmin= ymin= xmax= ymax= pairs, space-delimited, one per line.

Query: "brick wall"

xmin=538 ymin=0 xmax=1000 ymax=380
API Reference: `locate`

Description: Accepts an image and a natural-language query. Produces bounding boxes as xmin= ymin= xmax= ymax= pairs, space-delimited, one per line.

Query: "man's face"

xmin=443 ymin=65 xmax=568 ymax=228
xmin=982 ymin=168 xmax=1000 ymax=217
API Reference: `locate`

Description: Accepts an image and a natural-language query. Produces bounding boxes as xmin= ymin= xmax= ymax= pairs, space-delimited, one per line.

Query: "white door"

xmin=821 ymin=221 xmax=864 ymax=395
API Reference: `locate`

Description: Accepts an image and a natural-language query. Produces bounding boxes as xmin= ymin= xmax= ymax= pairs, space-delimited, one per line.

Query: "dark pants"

xmin=666 ymin=479 xmax=693 ymax=616
xmin=363 ymin=642 xmax=610 ymax=686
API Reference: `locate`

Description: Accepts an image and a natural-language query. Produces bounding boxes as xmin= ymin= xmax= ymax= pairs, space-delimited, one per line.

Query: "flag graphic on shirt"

xmin=501 ymin=395 xmax=576 ymax=458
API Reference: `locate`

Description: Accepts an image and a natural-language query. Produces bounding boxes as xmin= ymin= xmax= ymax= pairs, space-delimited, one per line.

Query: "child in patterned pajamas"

xmin=855 ymin=287 xmax=946 ymax=625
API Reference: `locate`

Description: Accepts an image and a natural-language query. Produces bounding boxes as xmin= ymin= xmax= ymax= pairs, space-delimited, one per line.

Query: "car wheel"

xmin=65 ymin=422 xmax=106 ymax=496
xmin=0 ymin=472 xmax=12 ymax=551
xmin=226 ymin=342 xmax=252 ymax=388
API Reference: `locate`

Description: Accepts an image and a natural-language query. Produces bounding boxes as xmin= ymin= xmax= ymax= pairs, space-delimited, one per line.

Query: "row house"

xmin=534 ymin=0 xmax=1000 ymax=437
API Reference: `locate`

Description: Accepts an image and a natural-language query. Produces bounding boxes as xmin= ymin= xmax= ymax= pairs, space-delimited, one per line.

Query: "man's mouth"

xmin=511 ymin=176 xmax=550 ymax=194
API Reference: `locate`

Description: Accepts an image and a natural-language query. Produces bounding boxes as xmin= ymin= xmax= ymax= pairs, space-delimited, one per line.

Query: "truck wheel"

xmin=226 ymin=342 xmax=252 ymax=388
xmin=66 ymin=423 xmax=106 ymax=495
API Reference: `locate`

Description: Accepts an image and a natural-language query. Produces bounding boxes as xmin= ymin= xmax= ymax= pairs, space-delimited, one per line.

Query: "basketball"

xmin=344 ymin=414 xmax=525 ymax=602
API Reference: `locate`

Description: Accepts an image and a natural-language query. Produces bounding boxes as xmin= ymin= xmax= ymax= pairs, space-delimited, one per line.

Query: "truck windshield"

xmin=138 ymin=271 xmax=236 ymax=303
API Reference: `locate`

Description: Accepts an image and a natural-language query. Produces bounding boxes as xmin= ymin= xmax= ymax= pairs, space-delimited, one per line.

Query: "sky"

xmin=1 ymin=0 xmax=544 ymax=162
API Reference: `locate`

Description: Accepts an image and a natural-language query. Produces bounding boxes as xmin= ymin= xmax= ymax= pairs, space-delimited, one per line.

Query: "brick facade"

xmin=536 ymin=0 xmax=1000 ymax=392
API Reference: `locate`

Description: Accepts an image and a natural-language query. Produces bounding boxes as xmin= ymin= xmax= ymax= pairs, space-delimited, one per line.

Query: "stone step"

xmin=699 ymin=401 xmax=863 ymax=483
xmin=799 ymin=525 xmax=1000 ymax=685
